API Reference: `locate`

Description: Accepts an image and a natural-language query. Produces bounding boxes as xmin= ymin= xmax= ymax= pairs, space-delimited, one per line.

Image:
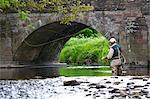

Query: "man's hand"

xmin=101 ymin=57 xmax=107 ymax=60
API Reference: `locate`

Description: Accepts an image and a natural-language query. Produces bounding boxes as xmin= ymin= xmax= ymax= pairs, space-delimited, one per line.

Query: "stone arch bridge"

xmin=0 ymin=0 xmax=150 ymax=76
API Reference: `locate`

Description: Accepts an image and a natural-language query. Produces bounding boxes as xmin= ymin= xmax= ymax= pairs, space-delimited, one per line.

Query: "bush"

xmin=75 ymin=28 xmax=101 ymax=38
xmin=59 ymin=36 xmax=110 ymax=66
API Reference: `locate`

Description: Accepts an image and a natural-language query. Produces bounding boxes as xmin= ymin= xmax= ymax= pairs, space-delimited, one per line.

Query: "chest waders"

xmin=116 ymin=46 xmax=127 ymax=76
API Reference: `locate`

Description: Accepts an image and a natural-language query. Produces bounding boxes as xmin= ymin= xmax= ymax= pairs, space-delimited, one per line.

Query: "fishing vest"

xmin=111 ymin=44 xmax=121 ymax=59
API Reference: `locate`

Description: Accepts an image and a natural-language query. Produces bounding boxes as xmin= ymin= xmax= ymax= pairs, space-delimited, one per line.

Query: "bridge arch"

xmin=13 ymin=12 xmax=120 ymax=65
xmin=13 ymin=21 xmax=92 ymax=64
xmin=12 ymin=12 xmax=120 ymax=53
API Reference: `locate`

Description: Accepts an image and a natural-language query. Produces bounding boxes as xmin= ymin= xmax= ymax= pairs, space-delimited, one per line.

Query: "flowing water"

xmin=0 ymin=65 xmax=115 ymax=99
xmin=0 ymin=65 xmax=112 ymax=79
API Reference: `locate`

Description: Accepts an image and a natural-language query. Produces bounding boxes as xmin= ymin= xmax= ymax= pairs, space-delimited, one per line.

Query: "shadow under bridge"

xmin=13 ymin=21 xmax=89 ymax=65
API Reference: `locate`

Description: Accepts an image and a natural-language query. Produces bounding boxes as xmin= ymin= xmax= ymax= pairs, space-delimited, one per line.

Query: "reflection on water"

xmin=59 ymin=66 xmax=112 ymax=76
xmin=0 ymin=66 xmax=60 ymax=80
xmin=0 ymin=64 xmax=111 ymax=80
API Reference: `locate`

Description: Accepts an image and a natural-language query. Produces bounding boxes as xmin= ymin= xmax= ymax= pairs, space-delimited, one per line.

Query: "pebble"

xmin=105 ymin=81 xmax=111 ymax=83
xmin=113 ymin=81 xmax=120 ymax=85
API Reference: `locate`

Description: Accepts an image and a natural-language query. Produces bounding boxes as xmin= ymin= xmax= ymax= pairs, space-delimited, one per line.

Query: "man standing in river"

xmin=102 ymin=37 xmax=123 ymax=76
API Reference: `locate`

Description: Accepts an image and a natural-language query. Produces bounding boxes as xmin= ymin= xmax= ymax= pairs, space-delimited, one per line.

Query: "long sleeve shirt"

xmin=107 ymin=47 xmax=114 ymax=59
xmin=107 ymin=43 xmax=122 ymax=66
xmin=107 ymin=43 xmax=119 ymax=59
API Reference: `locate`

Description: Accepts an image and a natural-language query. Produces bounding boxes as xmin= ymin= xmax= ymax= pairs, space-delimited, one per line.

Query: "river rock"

xmin=95 ymin=85 xmax=106 ymax=89
xmin=111 ymin=76 xmax=118 ymax=79
xmin=63 ymin=80 xmax=80 ymax=86
xmin=88 ymin=83 xmax=97 ymax=86
xmin=144 ymin=84 xmax=149 ymax=87
xmin=127 ymin=82 xmax=134 ymax=85
xmin=88 ymin=83 xmax=106 ymax=89
xmin=84 ymin=89 xmax=88 ymax=92
xmin=130 ymin=77 xmax=143 ymax=80
xmin=85 ymin=93 xmax=91 ymax=96
xmin=130 ymin=90 xmax=141 ymax=97
xmin=120 ymin=89 xmax=127 ymax=97
xmin=113 ymin=81 xmax=120 ymax=85
xmin=109 ymin=88 xmax=120 ymax=93
xmin=143 ymin=78 xmax=148 ymax=81
xmin=105 ymin=81 xmax=111 ymax=84
xmin=146 ymin=93 xmax=150 ymax=98
xmin=134 ymin=85 xmax=144 ymax=88
xmin=141 ymin=89 xmax=149 ymax=95
xmin=146 ymin=82 xmax=150 ymax=84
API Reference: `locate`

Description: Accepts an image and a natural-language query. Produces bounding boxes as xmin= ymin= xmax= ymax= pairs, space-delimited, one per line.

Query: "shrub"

xmin=59 ymin=36 xmax=110 ymax=66
xmin=75 ymin=28 xmax=101 ymax=38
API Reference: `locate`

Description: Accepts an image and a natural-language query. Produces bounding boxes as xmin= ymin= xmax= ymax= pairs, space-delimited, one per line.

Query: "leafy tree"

xmin=75 ymin=28 xmax=102 ymax=38
xmin=0 ymin=0 xmax=94 ymax=24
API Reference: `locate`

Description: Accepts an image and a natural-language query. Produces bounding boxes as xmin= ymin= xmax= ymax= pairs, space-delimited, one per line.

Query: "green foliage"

xmin=18 ymin=10 xmax=30 ymax=21
xmin=76 ymin=28 xmax=100 ymax=38
xmin=59 ymin=36 xmax=110 ymax=66
xmin=0 ymin=0 xmax=94 ymax=23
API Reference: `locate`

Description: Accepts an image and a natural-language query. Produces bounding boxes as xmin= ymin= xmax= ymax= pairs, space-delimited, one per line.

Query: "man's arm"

xmin=106 ymin=47 xmax=114 ymax=59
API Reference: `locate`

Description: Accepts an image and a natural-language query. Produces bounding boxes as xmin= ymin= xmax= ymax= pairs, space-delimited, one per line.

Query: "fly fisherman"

xmin=102 ymin=37 xmax=123 ymax=76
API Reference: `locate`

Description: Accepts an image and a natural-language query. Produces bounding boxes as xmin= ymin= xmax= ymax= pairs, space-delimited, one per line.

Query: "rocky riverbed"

xmin=0 ymin=76 xmax=150 ymax=99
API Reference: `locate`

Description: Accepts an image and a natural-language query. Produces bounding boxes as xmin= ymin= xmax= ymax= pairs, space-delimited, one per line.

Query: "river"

xmin=0 ymin=76 xmax=150 ymax=99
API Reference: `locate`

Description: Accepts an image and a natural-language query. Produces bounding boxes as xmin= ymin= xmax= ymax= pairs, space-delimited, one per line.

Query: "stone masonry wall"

xmin=0 ymin=0 xmax=150 ymax=69
xmin=0 ymin=15 xmax=13 ymax=64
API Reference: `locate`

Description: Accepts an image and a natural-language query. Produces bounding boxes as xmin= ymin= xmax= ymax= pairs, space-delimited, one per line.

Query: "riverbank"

xmin=0 ymin=76 xmax=150 ymax=99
